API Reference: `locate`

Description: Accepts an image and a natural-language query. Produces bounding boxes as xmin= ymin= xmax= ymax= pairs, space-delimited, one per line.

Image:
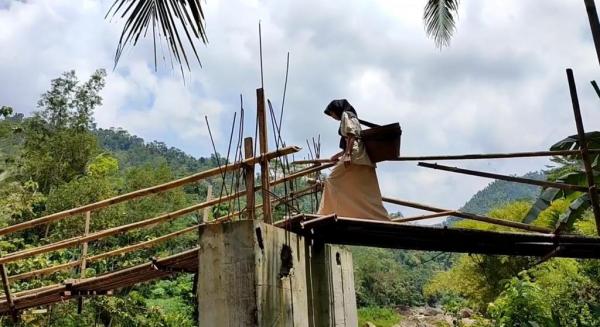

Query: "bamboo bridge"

xmin=1 ymin=70 xmax=600 ymax=323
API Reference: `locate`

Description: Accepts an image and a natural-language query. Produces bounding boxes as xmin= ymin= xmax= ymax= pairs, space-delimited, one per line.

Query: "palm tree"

xmin=106 ymin=0 xmax=208 ymax=73
xmin=423 ymin=0 xmax=460 ymax=48
xmin=107 ymin=0 xmax=459 ymax=71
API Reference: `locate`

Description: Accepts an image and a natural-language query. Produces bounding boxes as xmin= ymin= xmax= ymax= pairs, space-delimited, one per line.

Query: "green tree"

xmin=20 ymin=69 xmax=106 ymax=193
xmin=488 ymin=272 xmax=553 ymax=327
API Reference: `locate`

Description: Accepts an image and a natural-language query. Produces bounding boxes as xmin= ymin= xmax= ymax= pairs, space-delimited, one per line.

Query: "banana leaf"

xmin=555 ymin=193 xmax=590 ymax=231
xmin=550 ymin=131 xmax=600 ymax=151
xmin=523 ymin=188 xmax=561 ymax=224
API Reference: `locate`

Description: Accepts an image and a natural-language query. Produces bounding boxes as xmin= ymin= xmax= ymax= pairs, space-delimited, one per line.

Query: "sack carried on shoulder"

xmin=360 ymin=123 xmax=402 ymax=163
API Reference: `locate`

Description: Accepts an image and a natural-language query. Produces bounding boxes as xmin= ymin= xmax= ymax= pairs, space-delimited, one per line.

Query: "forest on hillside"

xmin=1 ymin=71 xmax=600 ymax=326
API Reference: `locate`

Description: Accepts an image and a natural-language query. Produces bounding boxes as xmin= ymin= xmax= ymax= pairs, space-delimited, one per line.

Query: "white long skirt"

xmin=317 ymin=163 xmax=390 ymax=221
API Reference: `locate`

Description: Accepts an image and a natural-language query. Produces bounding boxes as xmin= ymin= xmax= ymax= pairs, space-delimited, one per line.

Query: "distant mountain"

xmin=446 ymin=171 xmax=544 ymax=224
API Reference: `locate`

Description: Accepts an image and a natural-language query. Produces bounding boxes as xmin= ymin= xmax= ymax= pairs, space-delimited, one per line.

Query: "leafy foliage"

xmin=353 ymin=247 xmax=451 ymax=308
xmin=0 ymin=70 xmax=205 ymax=326
xmin=523 ymin=132 xmax=600 ymax=232
xmin=488 ymin=272 xmax=553 ymax=327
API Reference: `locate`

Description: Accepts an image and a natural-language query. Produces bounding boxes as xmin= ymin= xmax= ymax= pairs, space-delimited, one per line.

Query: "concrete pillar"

xmin=306 ymin=243 xmax=358 ymax=327
xmin=197 ymin=221 xmax=357 ymax=326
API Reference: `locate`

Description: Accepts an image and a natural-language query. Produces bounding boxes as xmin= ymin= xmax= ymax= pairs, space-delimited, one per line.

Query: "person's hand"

xmin=330 ymin=152 xmax=342 ymax=161
xmin=342 ymin=154 xmax=352 ymax=167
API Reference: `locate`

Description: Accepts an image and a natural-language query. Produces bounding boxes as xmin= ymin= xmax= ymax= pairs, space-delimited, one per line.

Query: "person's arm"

xmin=342 ymin=135 xmax=355 ymax=166
xmin=330 ymin=150 xmax=344 ymax=161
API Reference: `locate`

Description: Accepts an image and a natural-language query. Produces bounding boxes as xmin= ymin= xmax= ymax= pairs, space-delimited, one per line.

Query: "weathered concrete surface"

xmin=197 ymin=220 xmax=357 ymax=326
xmin=307 ymin=243 xmax=358 ymax=327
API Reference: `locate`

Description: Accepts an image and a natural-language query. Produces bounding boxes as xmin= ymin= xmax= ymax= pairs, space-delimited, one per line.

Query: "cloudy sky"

xmin=2 ymin=0 xmax=600 ymax=217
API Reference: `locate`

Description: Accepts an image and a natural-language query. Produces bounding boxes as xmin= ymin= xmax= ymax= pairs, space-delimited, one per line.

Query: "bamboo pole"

xmin=382 ymin=197 xmax=552 ymax=233
xmin=79 ymin=211 xmax=91 ymax=277
xmin=0 ymin=146 xmax=299 ymax=237
xmin=417 ymin=162 xmax=589 ymax=192
xmin=257 ymin=88 xmax=272 ymax=223
xmin=293 ymin=150 xmax=600 ymax=165
xmin=293 ymin=159 xmax=334 ymax=165
xmin=216 ymin=183 xmax=322 ymax=222
xmin=391 ymin=150 xmax=600 ymax=161
xmin=202 ymin=185 xmax=212 ymax=223
xmin=9 ymin=224 xmax=203 ymax=282
xmin=244 ymin=137 xmax=256 ymax=220
xmin=0 ymin=159 xmax=329 ymax=266
xmin=0 ymin=264 xmax=16 ymax=320
xmin=565 ymin=69 xmax=600 ymax=235
xmin=0 ymin=192 xmax=244 ymax=265
xmin=584 ymin=0 xmax=600 ymax=67
xmin=77 ymin=211 xmax=91 ymax=313
xmin=9 ymin=261 xmax=81 ymax=282
xmin=272 ymin=163 xmax=334 ymax=185
xmin=391 ymin=210 xmax=457 ymax=223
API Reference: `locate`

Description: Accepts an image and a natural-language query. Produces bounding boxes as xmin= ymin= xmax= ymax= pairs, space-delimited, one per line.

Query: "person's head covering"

xmin=324 ymin=99 xmax=358 ymax=150
xmin=324 ymin=99 xmax=357 ymax=119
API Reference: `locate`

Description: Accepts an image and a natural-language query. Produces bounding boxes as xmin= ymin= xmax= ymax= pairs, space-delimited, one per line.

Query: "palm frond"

xmin=423 ymin=0 xmax=460 ymax=49
xmin=107 ymin=0 xmax=208 ymax=72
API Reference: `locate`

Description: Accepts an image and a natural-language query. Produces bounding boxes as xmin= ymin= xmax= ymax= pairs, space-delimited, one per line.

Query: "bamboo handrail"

xmin=0 ymin=160 xmax=331 ymax=266
xmin=382 ymin=197 xmax=552 ymax=233
xmin=7 ymin=172 xmax=326 ymax=281
xmin=292 ymin=149 xmax=600 ymax=165
xmin=0 ymin=146 xmax=300 ymax=237
xmin=0 ymin=192 xmax=244 ymax=265
xmin=8 ymin=224 xmax=202 ymax=282
xmin=417 ymin=162 xmax=589 ymax=192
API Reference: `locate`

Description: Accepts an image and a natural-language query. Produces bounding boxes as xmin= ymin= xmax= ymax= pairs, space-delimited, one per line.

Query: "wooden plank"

xmin=418 ymin=162 xmax=588 ymax=192
xmin=0 ymin=146 xmax=300 ymax=237
xmin=257 ymin=88 xmax=272 ymax=223
xmin=564 ymin=69 xmax=600 ymax=235
xmin=244 ymin=137 xmax=255 ymax=220
xmin=382 ymin=197 xmax=552 ymax=233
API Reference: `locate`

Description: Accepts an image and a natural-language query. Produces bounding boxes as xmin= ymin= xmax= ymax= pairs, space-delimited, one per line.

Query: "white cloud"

xmin=2 ymin=0 xmax=600 ymax=216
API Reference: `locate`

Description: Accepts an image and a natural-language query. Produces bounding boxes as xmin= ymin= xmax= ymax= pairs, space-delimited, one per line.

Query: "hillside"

xmin=95 ymin=128 xmax=220 ymax=175
xmin=459 ymin=171 xmax=544 ymax=214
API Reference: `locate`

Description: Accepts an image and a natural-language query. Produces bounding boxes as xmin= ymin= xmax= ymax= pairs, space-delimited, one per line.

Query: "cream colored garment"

xmin=340 ymin=111 xmax=373 ymax=167
xmin=317 ymin=163 xmax=390 ymax=221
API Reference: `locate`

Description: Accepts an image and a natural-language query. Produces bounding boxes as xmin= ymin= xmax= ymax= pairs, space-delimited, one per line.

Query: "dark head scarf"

xmin=324 ymin=99 xmax=358 ymax=150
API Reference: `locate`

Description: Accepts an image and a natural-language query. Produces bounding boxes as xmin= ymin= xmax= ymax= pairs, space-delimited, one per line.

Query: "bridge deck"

xmin=277 ymin=215 xmax=600 ymax=259
xmin=2 ymin=218 xmax=600 ymax=315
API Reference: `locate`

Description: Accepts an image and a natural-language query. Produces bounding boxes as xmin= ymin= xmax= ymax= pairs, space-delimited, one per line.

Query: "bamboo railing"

xmin=0 ymin=144 xmax=317 ymax=315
